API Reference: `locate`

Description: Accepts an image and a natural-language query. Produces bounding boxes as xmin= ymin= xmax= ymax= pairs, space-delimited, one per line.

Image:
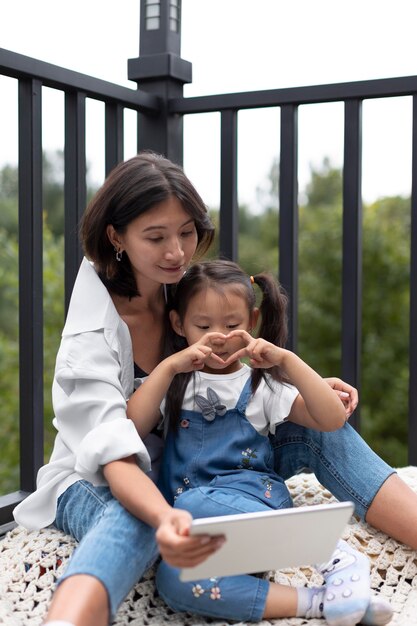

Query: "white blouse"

xmin=14 ymin=258 xmax=153 ymax=530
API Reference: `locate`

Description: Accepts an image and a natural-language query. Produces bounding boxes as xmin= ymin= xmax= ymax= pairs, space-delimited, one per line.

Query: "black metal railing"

xmin=0 ymin=46 xmax=416 ymax=532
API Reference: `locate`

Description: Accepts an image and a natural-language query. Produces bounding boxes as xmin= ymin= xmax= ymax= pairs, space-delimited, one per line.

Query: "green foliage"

xmin=237 ymin=157 xmax=410 ymax=467
xmin=0 ymin=153 xmax=66 ymax=494
xmin=360 ymin=196 xmax=410 ymax=465
xmin=0 ymin=165 xmax=19 ymax=236
xmin=298 ymin=160 xmax=343 ymax=377
xmin=0 ymin=229 xmax=19 ymax=492
xmin=0 ymin=219 xmax=64 ymax=495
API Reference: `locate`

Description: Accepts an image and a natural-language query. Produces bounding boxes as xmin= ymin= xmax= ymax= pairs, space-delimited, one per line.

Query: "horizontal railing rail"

xmin=0 ymin=48 xmax=160 ymax=111
xmin=170 ymin=75 xmax=417 ymax=112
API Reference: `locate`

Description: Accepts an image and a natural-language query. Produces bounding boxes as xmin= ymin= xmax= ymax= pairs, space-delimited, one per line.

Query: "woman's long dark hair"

xmin=164 ymin=259 xmax=289 ymax=430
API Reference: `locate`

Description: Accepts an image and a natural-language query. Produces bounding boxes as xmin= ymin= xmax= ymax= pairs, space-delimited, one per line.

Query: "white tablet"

xmin=180 ymin=501 xmax=354 ymax=581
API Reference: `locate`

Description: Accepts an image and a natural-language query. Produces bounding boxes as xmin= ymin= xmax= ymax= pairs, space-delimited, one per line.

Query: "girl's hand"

xmin=223 ymin=329 xmax=283 ymax=368
xmin=323 ymin=377 xmax=358 ymax=419
xmin=156 ymin=508 xmax=225 ymax=568
xmin=170 ymin=333 xmax=227 ymax=374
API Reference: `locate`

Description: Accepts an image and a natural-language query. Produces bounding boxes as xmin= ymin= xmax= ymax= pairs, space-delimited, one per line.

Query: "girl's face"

xmin=171 ymin=286 xmax=258 ymax=374
xmin=108 ymin=196 xmax=198 ymax=289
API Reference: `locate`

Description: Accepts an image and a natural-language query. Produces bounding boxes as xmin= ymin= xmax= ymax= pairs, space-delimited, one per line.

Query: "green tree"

xmin=238 ymin=157 xmax=410 ymax=466
xmin=0 ymin=152 xmax=68 ymax=493
xmin=360 ymin=195 xmax=410 ymax=464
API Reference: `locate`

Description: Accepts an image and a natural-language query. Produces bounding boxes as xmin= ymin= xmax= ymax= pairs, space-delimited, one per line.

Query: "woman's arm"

xmin=324 ymin=377 xmax=358 ymax=419
xmin=103 ymin=455 xmax=223 ymax=567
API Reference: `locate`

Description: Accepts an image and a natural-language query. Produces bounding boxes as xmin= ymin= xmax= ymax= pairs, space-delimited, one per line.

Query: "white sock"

xmin=296 ymin=587 xmax=393 ymax=626
xmin=317 ymin=539 xmax=371 ymax=626
xmin=361 ymin=596 xmax=393 ymax=626
xmin=296 ymin=586 xmax=325 ymax=618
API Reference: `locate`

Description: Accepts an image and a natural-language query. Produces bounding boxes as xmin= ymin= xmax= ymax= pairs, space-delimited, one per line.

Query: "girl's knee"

xmin=156 ymin=561 xmax=269 ymax=621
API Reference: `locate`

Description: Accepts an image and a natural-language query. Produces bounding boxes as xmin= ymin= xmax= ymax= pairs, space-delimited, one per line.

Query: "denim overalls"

xmin=156 ymin=376 xmax=293 ymax=621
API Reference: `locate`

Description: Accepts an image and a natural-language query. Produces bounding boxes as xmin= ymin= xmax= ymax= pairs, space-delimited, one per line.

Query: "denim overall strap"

xmin=234 ymin=374 xmax=254 ymax=414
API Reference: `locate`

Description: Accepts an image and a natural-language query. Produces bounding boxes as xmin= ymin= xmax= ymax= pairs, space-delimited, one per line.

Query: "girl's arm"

xmin=127 ymin=336 xmax=225 ymax=438
xmin=127 ymin=357 xmax=178 ymax=439
xmin=103 ymin=455 xmax=223 ymax=567
xmin=226 ymin=330 xmax=346 ymax=431
xmin=279 ymin=352 xmax=347 ymax=430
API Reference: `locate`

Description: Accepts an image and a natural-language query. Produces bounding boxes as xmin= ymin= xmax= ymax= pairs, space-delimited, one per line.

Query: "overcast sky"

xmin=1 ymin=0 xmax=416 ymax=210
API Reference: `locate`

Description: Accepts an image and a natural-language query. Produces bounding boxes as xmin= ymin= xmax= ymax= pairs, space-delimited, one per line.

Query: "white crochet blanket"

xmin=1 ymin=467 xmax=417 ymax=626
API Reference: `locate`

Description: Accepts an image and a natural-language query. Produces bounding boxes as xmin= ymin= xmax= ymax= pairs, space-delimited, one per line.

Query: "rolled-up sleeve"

xmin=53 ymin=330 xmax=151 ymax=485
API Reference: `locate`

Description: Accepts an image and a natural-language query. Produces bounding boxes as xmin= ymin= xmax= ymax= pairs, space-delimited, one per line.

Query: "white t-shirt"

xmin=160 ymin=363 xmax=299 ymax=436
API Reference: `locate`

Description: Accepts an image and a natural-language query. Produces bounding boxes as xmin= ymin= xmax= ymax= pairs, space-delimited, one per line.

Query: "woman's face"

xmin=109 ymin=196 xmax=198 ymax=288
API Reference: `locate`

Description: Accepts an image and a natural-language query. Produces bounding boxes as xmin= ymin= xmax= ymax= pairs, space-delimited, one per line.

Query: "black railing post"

xmin=342 ymin=99 xmax=363 ymax=430
xmin=279 ymin=104 xmax=299 ymax=352
xmin=219 ymin=110 xmax=238 ymax=261
xmin=409 ymin=96 xmax=417 ymax=464
xmin=105 ymin=102 xmax=124 ymax=176
xmin=128 ymin=0 xmax=191 ymax=164
xmin=18 ymin=78 xmax=44 ymax=491
xmin=64 ymin=91 xmax=86 ymax=311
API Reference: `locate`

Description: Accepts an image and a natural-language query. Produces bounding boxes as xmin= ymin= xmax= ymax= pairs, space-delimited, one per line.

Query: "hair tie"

xmin=250 ymin=275 xmax=255 ymax=284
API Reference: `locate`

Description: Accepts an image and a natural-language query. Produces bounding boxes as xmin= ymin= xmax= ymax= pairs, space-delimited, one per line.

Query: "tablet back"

xmin=180 ymin=501 xmax=354 ymax=581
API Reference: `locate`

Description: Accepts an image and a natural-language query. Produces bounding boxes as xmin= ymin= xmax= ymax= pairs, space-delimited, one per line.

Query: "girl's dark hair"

xmin=80 ymin=151 xmax=215 ymax=297
xmin=164 ymin=259 xmax=289 ymax=430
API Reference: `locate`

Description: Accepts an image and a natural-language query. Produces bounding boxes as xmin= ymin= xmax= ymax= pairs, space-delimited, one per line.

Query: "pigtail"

xmin=165 ymin=372 xmax=193 ymax=431
xmin=162 ymin=304 xmax=193 ymax=431
xmin=251 ymin=273 xmax=290 ymax=392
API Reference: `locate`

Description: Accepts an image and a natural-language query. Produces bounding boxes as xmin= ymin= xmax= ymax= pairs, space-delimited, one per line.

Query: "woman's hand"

xmin=156 ymin=508 xmax=225 ymax=568
xmin=323 ymin=377 xmax=358 ymax=419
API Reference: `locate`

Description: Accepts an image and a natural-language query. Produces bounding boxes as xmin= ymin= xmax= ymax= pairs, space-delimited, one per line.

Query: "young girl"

xmin=127 ymin=259 xmax=393 ymax=626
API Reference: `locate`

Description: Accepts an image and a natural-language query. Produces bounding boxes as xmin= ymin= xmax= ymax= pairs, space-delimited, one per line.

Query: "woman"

xmin=13 ymin=152 xmax=417 ymax=626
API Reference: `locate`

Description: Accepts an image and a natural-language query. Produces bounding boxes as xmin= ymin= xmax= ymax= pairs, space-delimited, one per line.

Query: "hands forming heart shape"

xmin=193 ymin=330 xmax=284 ymax=370
xmin=197 ymin=330 xmax=253 ymax=365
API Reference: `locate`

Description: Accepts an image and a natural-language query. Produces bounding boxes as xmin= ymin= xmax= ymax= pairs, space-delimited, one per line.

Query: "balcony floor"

xmin=1 ymin=468 xmax=416 ymax=625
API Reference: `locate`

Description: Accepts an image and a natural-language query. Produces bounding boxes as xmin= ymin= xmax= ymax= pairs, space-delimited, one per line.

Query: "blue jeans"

xmin=54 ymin=480 xmax=159 ymax=620
xmin=270 ymin=421 xmax=395 ymax=520
xmin=156 ymin=487 xmax=272 ymax=621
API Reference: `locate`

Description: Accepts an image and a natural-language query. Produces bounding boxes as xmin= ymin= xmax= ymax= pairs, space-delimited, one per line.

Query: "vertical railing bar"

xmin=105 ymin=102 xmax=124 ymax=177
xmin=64 ymin=91 xmax=86 ymax=312
xmin=409 ymin=96 xmax=417 ymax=464
xmin=279 ymin=104 xmax=299 ymax=351
xmin=219 ymin=110 xmax=238 ymax=261
xmin=18 ymin=78 xmax=44 ymax=491
xmin=342 ymin=99 xmax=363 ymax=431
